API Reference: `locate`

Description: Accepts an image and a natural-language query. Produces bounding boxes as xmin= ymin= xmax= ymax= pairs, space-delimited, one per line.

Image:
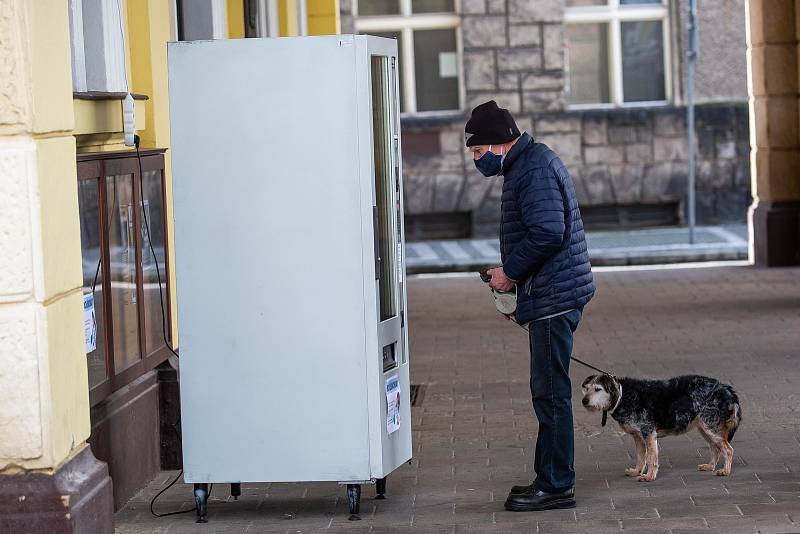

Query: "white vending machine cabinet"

xmin=167 ymin=35 xmax=411 ymax=522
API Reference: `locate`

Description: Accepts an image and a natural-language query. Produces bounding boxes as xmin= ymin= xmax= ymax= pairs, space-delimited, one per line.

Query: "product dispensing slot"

xmin=382 ymin=343 xmax=397 ymax=372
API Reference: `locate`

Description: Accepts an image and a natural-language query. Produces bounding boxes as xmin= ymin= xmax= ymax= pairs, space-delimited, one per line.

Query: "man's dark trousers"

xmin=529 ymin=306 xmax=583 ymax=493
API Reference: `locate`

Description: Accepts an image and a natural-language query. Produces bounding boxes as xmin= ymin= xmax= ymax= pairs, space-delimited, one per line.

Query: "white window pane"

xmin=358 ymin=0 xmax=400 ymax=15
xmin=412 ymin=0 xmax=454 ymax=13
xmin=413 ymin=29 xmax=460 ymax=112
xmin=621 ymin=20 xmax=665 ymax=102
xmin=566 ymin=23 xmax=610 ymax=105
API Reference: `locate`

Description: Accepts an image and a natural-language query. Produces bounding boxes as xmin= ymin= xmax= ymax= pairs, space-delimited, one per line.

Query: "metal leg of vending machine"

xmin=346 ymin=484 xmax=362 ymax=520
xmin=193 ymin=483 xmax=209 ymax=523
xmin=375 ymin=477 xmax=387 ymax=499
xmin=231 ymin=483 xmax=241 ymax=500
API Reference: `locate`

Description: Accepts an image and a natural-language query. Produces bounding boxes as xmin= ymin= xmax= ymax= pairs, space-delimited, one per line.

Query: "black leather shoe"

xmin=504 ymin=487 xmax=575 ymax=512
xmin=509 ymin=483 xmax=534 ymax=495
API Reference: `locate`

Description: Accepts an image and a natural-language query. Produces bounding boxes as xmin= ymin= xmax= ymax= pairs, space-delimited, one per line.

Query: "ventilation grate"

xmin=410 ymin=385 xmax=426 ymax=407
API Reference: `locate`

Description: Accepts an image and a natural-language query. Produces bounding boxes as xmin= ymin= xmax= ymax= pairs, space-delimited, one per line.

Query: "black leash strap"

xmin=510 ymin=320 xmax=616 ymax=378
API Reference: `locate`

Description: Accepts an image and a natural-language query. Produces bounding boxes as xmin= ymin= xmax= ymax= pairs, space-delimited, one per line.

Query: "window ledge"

xmin=73 ymin=94 xmax=147 ymax=137
xmin=400 ymin=109 xmax=468 ymax=129
xmin=73 ymin=91 xmax=149 ymax=101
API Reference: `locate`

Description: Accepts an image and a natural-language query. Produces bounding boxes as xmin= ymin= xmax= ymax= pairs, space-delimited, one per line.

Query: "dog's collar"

xmin=602 ymin=382 xmax=623 ymax=427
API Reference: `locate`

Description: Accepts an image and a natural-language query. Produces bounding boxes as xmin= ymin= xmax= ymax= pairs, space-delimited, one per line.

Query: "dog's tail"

xmin=725 ymin=385 xmax=741 ymax=443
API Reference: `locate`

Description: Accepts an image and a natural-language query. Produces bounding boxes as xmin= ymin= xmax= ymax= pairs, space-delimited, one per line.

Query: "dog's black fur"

xmin=581 ymin=374 xmax=741 ymax=481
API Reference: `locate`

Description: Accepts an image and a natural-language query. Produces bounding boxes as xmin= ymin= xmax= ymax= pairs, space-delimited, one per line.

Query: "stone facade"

xmin=341 ymin=0 xmax=750 ymax=237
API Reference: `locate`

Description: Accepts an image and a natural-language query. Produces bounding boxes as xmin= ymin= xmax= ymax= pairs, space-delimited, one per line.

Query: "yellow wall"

xmin=227 ymin=0 xmax=245 ymax=38
xmin=279 ymin=0 xmax=299 ymax=36
xmin=308 ymin=0 xmax=339 ymax=35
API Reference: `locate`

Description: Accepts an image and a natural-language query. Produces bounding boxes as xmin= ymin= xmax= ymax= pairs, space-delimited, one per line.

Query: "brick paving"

xmin=115 ymin=265 xmax=800 ymax=533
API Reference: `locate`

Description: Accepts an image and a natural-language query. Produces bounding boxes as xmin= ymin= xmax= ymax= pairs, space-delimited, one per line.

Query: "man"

xmin=465 ymin=101 xmax=595 ymax=511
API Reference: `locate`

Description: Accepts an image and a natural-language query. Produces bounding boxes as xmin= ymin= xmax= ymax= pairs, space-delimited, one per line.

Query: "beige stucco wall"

xmin=0 ymin=0 xmax=90 ymax=473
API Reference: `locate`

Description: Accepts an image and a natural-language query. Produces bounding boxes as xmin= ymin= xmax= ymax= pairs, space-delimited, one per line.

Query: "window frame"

xmin=77 ymin=149 xmax=173 ymax=407
xmin=354 ymin=0 xmax=464 ymax=115
xmin=565 ymin=0 xmax=672 ymax=109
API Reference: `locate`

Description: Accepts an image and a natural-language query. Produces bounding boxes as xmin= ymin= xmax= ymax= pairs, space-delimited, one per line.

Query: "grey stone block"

xmin=461 ymin=0 xmax=487 ymax=14
xmin=488 ymin=0 xmax=506 ymax=13
xmin=534 ymin=116 xmax=581 ymax=133
xmin=607 ymin=125 xmax=638 ymax=145
xmin=581 ymin=165 xmax=616 ymax=204
xmin=584 ymin=145 xmax=624 ymax=165
xmin=625 ymin=143 xmax=652 ymax=163
xmin=440 ymin=129 xmax=466 ymax=154
xmin=582 ymin=116 xmax=607 ymax=145
xmin=641 ymin=162 xmax=676 ymax=201
xmin=468 ymin=91 xmax=521 ymax=113
xmin=610 ymin=164 xmax=645 ymax=203
xmin=497 ymin=48 xmax=541 ymax=71
xmin=464 ymin=50 xmax=496 ymax=91
xmin=521 ymin=90 xmax=564 ymax=112
xmin=521 ymin=72 xmax=564 ymax=91
xmin=458 ymin=175 xmax=494 ymax=211
xmin=497 ymin=72 xmax=519 ymax=90
xmin=654 ymin=113 xmax=686 ymax=135
xmin=542 ymin=24 xmax=565 ymax=69
xmin=462 ymin=16 xmax=507 ymax=48
xmin=433 ymin=174 xmax=466 ymax=212
xmin=541 ymin=133 xmax=582 ymax=163
xmin=510 ymin=0 xmax=563 ymax=22
xmin=653 ymin=137 xmax=688 ymax=161
xmin=509 ymin=24 xmax=541 ymax=47
xmin=402 ymin=174 xmax=435 ymax=213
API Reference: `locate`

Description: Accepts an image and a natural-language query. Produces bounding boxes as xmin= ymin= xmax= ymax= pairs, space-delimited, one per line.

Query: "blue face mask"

xmin=474 ymin=145 xmax=504 ymax=177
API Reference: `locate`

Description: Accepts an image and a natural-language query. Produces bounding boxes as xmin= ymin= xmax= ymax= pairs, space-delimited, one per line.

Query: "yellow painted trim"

xmin=279 ymin=0 xmax=299 ymax=36
xmin=73 ymin=99 xmax=146 ymax=136
xmin=227 ymin=0 xmax=245 ymax=38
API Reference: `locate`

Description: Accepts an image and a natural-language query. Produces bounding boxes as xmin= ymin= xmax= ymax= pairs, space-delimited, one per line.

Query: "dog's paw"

xmin=697 ymin=463 xmax=716 ymax=471
xmin=625 ymin=467 xmax=642 ymax=477
xmin=637 ymin=474 xmax=656 ymax=482
xmin=714 ymin=468 xmax=731 ymax=476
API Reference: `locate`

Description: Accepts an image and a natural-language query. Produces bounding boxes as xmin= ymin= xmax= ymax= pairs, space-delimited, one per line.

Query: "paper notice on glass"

xmin=439 ymin=52 xmax=458 ymax=78
xmin=83 ymin=293 xmax=97 ymax=354
xmin=386 ymin=375 xmax=401 ymax=434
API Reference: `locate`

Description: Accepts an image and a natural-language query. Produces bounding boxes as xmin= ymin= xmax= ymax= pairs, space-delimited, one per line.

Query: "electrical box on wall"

xmin=167 ymin=35 xmax=410 ymax=521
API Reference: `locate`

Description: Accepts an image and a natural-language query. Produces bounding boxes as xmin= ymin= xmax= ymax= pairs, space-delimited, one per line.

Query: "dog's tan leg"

xmin=696 ymin=422 xmax=720 ymax=472
xmin=625 ymin=433 xmax=646 ymax=477
xmin=715 ymin=426 xmax=734 ymax=476
xmin=638 ymin=433 xmax=659 ymax=482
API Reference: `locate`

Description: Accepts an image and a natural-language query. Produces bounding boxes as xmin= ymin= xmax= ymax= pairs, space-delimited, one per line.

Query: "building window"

xmin=565 ymin=0 xmax=670 ymax=107
xmin=77 ymin=150 xmax=172 ymax=406
xmin=354 ymin=0 xmax=462 ymax=114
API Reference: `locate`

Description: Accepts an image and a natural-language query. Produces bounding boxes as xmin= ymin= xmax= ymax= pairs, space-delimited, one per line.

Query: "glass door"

xmin=371 ymin=55 xmax=398 ymax=323
xmin=371 ymin=53 xmax=402 ymax=372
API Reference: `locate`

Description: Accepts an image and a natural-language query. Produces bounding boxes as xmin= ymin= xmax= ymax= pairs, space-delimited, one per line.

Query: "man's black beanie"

xmin=464 ymin=100 xmax=520 ymax=147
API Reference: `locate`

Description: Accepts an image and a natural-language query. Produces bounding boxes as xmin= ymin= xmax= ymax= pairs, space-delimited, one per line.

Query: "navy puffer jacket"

xmin=499 ymin=133 xmax=595 ymax=324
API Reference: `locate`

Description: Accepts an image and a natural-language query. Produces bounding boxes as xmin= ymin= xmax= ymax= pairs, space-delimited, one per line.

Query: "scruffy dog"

xmin=581 ymin=374 xmax=741 ymax=482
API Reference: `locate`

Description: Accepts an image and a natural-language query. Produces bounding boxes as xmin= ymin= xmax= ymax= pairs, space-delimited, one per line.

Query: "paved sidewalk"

xmin=115 ymin=265 xmax=800 ymax=533
xmin=405 ymin=225 xmax=748 ymax=273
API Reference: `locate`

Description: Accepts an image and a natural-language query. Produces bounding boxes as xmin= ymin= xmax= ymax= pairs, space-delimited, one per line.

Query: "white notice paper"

xmin=84 ymin=293 xmax=97 ymax=353
xmin=439 ymin=52 xmax=458 ymax=78
xmin=386 ymin=375 xmax=401 ymax=434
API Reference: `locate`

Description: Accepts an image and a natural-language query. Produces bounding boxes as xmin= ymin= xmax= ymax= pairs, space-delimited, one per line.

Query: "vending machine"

xmin=168 ymin=35 xmax=411 ymax=522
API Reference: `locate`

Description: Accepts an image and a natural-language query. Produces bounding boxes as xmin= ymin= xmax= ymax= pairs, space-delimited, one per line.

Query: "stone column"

xmin=746 ymin=0 xmax=800 ymax=265
xmin=0 ymin=1 xmax=113 ymax=532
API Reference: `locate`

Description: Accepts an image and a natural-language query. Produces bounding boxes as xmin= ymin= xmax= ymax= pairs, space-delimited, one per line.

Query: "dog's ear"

xmin=599 ymin=374 xmax=620 ymax=408
xmin=581 ymin=375 xmax=596 ymax=388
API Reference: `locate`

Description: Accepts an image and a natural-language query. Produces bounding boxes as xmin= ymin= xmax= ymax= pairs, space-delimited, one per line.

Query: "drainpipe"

xmin=686 ymin=0 xmax=698 ymax=244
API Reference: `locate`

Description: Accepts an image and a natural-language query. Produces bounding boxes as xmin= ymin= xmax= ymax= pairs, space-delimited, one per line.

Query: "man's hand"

xmin=487 ymin=266 xmax=514 ymax=292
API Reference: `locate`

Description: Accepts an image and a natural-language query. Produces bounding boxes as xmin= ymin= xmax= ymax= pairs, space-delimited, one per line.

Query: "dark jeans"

xmin=529 ymin=307 xmax=583 ymax=493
